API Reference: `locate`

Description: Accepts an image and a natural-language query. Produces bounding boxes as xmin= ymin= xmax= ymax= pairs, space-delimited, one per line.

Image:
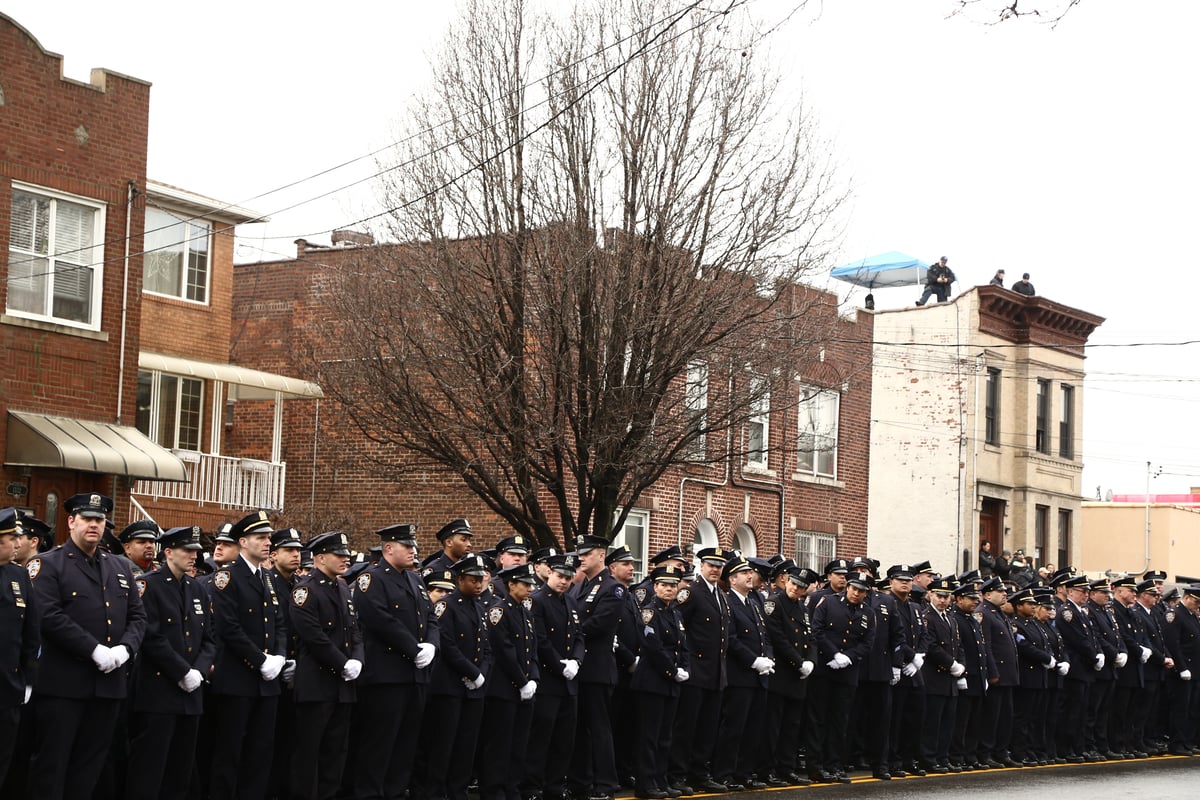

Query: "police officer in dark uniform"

xmin=1085 ymin=578 xmax=1127 ymax=758
xmin=1055 ymin=574 xmax=1102 ymax=761
xmin=126 ymin=525 xmax=216 ymax=800
xmin=630 ymin=565 xmax=689 ymax=799
xmin=267 ymin=525 xmax=303 ymax=800
xmin=1011 ymin=588 xmax=1054 ymax=764
xmin=0 ymin=508 xmax=38 ymax=789
xmin=352 ymin=523 xmax=439 ymax=800
xmin=1110 ymin=575 xmax=1151 ymax=757
xmin=632 ymin=546 xmax=688 ymax=608
xmin=525 ymin=553 xmax=584 ymax=800
xmin=481 ymin=563 xmax=540 ymax=800
xmin=26 ymin=492 xmax=146 ymax=800
xmin=857 ymin=561 xmax=903 ymax=780
xmin=607 ymin=545 xmax=640 ymax=788
xmin=977 ymin=576 xmax=1019 ymax=767
xmin=207 ymin=510 xmax=289 ymax=800
xmin=805 ymin=558 xmax=850 ymax=611
xmin=118 ymin=519 xmax=160 ymax=576
xmin=426 ymin=554 xmax=493 ymax=800
xmin=886 ymin=565 xmax=927 ymax=777
xmin=919 ymin=577 xmax=963 ymax=773
xmin=289 ymin=531 xmax=363 ymax=800
xmin=762 ymin=566 xmax=815 ymax=785
xmin=1162 ymin=583 xmax=1200 ymax=754
xmin=1131 ymin=580 xmax=1172 ymax=754
xmin=489 ymin=534 xmax=532 ymax=598
xmin=198 ymin=522 xmax=238 ymax=600
xmin=668 ymin=547 xmax=732 ymax=794
xmin=420 ymin=518 xmax=475 ymax=579
xmin=567 ymin=534 xmax=625 ymax=800
xmin=950 ymin=581 xmax=995 ymax=770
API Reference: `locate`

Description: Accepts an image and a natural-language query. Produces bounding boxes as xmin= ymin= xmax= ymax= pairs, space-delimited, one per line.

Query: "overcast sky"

xmin=6 ymin=0 xmax=1197 ymax=498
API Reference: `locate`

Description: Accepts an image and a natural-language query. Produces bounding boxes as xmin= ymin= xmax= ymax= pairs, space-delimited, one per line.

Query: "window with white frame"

xmin=684 ymin=361 xmax=709 ymax=459
xmin=7 ymin=185 xmax=105 ymax=328
xmin=732 ymin=524 xmax=757 ymax=558
xmin=144 ymin=207 xmax=212 ymax=303
xmin=797 ymin=385 xmax=839 ymax=477
xmin=137 ymin=370 xmax=203 ymax=451
xmin=612 ymin=508 xmax=650 ymax=581
xmin=746 ymin=377 xmax=769 ymax=469
xmin=795 ymin=531 xmax=836 ymax=572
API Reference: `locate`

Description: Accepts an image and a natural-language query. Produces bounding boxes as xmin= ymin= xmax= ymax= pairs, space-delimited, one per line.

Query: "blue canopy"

xmin=831 ymin=251 xmax=930 ymax=289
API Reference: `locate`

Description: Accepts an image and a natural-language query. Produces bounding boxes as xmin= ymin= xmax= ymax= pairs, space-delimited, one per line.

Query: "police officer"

xmin=1110 ymin=575 xmax=1151 ymax=757
xmin=118 ymin=519 xmax=160 ymax=576
xmin=26 ymin=492 xmax=146 ymax=800
xmin=289 ymin=531 xmax=363 ymax=800
xmin=490 ymin=534 xmax=532 ymax=598
xmin=977 ymin=576 xmax=1019 ymax=767
xmin=886 ymin=564 xmax=927 ymax=777
xmin=857 ymin=560 xmax=903 ymax=780
xmin=207 ymin=510 xmax=289 ymax=800
xmin=607 ymin=545 xmax=640 ymax=788
xmin=352 ymin=523 xmax=439 ymax=800
xmin=421 ymin=518 xmax=475 ymax=579
xmin=950 ymin=581 xmax=994 ymax=770
xmin=1131 ymin=580 xmax=1172 ymax=754
xmin=630 ymin=565 xmax=689 ymax=800
xmin=198 ymin=522 xmax=239 ymax=599
xmin=127 ymin=525 xmax=216 ymax=800
xmin=0 ymin=508 xmax=38 ymax=789
xmin=267 ymin=525 xmax=304 ymax=800
xmin=426 ymin=554 xmax=493 ymax=800
xmin=919 ymin=577 xmax=962 ymax=773
xmin=525 ymin=553 xmax=584 ymax=800
xmin=1056 ymin=574 xmax=1102 ymax=762
xmin=1162 ymin=583 xmax=1200 ymax=754
xmin=1011 ymin=588 xmax=1054 ymax=764
xmin=480 ymin=563 xmax=540 ymax=800
xmin=762 ymin=566 xmax=815 ymax=785
xmin=1085 ymin=578 xmax=1126 ymax=758
xmin=13 ymin=511 xmax=51 ymax=566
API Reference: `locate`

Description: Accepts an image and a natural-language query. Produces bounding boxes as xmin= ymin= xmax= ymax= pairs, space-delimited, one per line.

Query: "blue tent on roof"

xmin=831 ymin=251 xmax=930 ymax=289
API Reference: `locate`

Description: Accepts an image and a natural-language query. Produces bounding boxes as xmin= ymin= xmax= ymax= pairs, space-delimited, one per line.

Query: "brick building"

xmin=232 ymin=236 xmax=873 ymax=572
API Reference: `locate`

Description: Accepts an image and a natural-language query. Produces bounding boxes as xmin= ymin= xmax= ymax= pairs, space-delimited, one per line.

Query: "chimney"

xmin=331 ymin=229 xmax=375 ymax=247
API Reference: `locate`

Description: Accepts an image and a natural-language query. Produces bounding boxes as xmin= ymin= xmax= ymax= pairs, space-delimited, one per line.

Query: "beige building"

xmin=1080 ymin=502 xmax=1200 ymax=580
xmin=866 ymin=285 xmax=1104 ymax=574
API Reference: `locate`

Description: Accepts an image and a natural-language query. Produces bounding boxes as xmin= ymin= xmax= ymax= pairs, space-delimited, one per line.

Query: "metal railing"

xmin=132 ymin=451 xmax=286 ymax=511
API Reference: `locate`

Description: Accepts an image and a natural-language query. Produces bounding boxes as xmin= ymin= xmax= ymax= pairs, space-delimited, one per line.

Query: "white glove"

xmin=674 ymin=668 xmax=690 ymax=683
xmin=1140 ymin=645 xmax=1152 ymax=664
xmin=912 ymin=653 xmax=926 ymax=670
xmin=832 ymin=652 xmax=852 ymax=669
xmin=260 ymin=653 xmax=286 ymax=681
xmin=949 ymin=660 xmax=965 ymax=677
xmin=281 ymin=658 xmax=297 ymax=687
xmin=628 ymin=656 xmax=640 ymax=675
xmin=752 ymin=656 xmax=775 ymax=675
xmin=466 ymin=673 xmax=486 ymax=690
xmin=1056 ymin=661 xmax=1070 ymax=676
xmin=1181 ymin=670 xmax=1193 ymax=682
xmin=341 ymin=659 xmax=363 ymax=681
xmin=560 ymin=659 xmax=580 ymax=680
xmin=91 ymin=644 xmax=116 ymax=673
xmin=178 ymin=668 xmax=204 ymax=693
xmin=415 ymin=642 xmax=436 ymax=669
xmin=1094 ymin=653 xmax=1105 ymax=670
xmin=1044 ymin=656 xmax=1057 ymax=670
xmin=613 ymin=636 xmax=620 ymax=652
xmin=519 ymin=680 xmax=538 ymax=701
xmin=799 ymin=660 xmax=814 ymax=678
xmin=901 ymin=661 xmax=918 ymax=678
xmin=891 ymin=667 xmax=902 ymax=685
xmin=23 ymin=686 xmax=32 ymax=705
xmin=109 ymin=645 xmax=131 ymax=669
xmin=1114 ymin=652 xmax=1128 ymax=668
xmin=956 ymin=677 xmax=968 ymax=690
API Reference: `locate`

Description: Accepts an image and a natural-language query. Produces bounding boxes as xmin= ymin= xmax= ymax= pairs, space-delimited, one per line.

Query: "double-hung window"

xmin=137 ymin=370 xmax=203 ymax=451
xmin=144 ymin=207 xmax=211 ymax=303
xmin=746 ymin=376 xmax=770 ymax=469
xmin=797 ymin=385 xmax=838 ymax=478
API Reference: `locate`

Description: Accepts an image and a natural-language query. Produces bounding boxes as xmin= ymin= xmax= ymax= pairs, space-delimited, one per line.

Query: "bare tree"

xmin=949 ymin=0 xmax=1083 ymax=25
xmin=314 ymin=0 xmax=848 ymax=548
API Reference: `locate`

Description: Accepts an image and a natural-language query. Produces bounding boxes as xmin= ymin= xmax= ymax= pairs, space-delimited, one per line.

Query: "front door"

xmin=28 ymin=469 xmax=83 ymax=545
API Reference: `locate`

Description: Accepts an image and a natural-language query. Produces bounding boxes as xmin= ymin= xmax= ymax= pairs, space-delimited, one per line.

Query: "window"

xmin=732 ymin=524 xmax=757 ymax=558
xmin=1057 ymin=509 xmax=1072 ymax=567
xmin=797 ymin=386 xmax=839 ymax=477
xmin=694 ymin=518 xmax=719 ymax=552
xmin=137 ymin=370 xmax=203 ymax=450
xmin=795 ymin=531 xmax=836 ymax=572
xmin=684 ymin=361 xmax=708 ymax=459
xmin=1059 ymin=384 xmax=1075 ymax=459
xmin=612 ymin=508 xmax=649 ymax=581
xmin=143 ymin=208 xmax=211 ymax=303
xmin=985 ymin=368 xmax=1001 ymax=445
xmin=746 ymin=377 xmax=769 ymax=469
xmin=1035 ymin=379 xmax=1051 ymax=454
xmin=1034 ymin=504 xmax=1049 ymax=565
xmin=7 ymin=185 xmax=105 ymax=328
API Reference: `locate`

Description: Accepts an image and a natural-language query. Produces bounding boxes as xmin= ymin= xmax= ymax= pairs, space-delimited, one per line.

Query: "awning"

xmin=138 ymin=352 xmax=324 ymax=401
xmin=831 ymin=251 xmax=930 ymax=289
xmin=6 ymin=411 xmax=189 ymax=481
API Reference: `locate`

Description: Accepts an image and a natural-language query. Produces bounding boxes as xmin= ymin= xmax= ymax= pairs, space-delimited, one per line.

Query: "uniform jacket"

xmin=811 ymin=592 xmax=876 ymax=686
xmin=1013 ymin=614 xmax=1054 ymax=690
xmin=921 ymin=606 xmax=963 ymax=697
xmin=1162 ymin=603 xmax=1200 ymax=676
xmin=630 ymin=595 xmax=688 ymax=698
xmin=725 ymin=588 xmax=772 ymax=689
xmin=893 ymin=595 xmax=928 ymax=688
xmin=268 ymin=567 xmax=302 ymax=660
xmin=430 ymin=590 xmax=493 ymax=698
xmin=290 ymin=571 xmax=363 ymax=703
xmin=953 ymin=605 xmax=997 ymax=695
xmin=979 ymin=601 xmax=1019 ymax=687
xmin=28 ymin=539 xmax=146 ymax=699
xmin=530 ymin=584 xmax=584 ymax=697
xmin=353 ymin=561 xmax=439 ymax=686
xmin=1045 ymin=617 xmax=1067 ymax=689
xmin=762 ymin=589 xmax=814 ymax=699
xmin=133 ymin=566 xmax=217 ymax=715
xmin=1056 ymin=600 xmax=1102 ymax=682
xmin=1134 ymin=601 xmax=1170 ymax=682
xmin=862 ymin=590 xmax=904 ymax=683
xmin=210 ymin=557 xmax=288 ymax=697
xmin=485 ymin=593 xmax=539 ymax=701
xmin=572 ymin=568 xmax=624 ymax=686
xmin=0 ymin=562 xmax=38 ymax=707
xmin=1086 ymin=598 xmax=1126 ymax=682
xmin=675 ymin=578 xmax=730 ymax=691
xmin=615 ymin=585 xmax=643 ymax=673
xmin=1112 ymin=600 xmax=1150 ymax=689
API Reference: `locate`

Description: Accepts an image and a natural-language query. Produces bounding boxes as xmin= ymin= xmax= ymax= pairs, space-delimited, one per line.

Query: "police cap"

xmin=64 ymin=493 xmax=113 ymax=519
xmin=160 ymin=525 xmax=203 ymax=551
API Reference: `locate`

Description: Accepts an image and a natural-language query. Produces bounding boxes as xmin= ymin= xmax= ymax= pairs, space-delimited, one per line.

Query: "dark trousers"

xmin=354 ymin=683 xmax=427 ymax=800
xmin=126 ymin=711 xmax=201 ymax=800
xmin=1167 ymin=677 xmax=1196 ymax=749
xmin=612 ymin=677 xmax=635 ymax=785
xmin=712 ymin=685 xmax=763 ymax=782
xmin=208 ymin=693 xmax=279 ymax=800
xmin=889 ymin=683 xmax=924 ymax=768
xmin=1044 ymin=687 xmax=1062 ymax=757
xmin=569 ymin=683 xmax=617 ymax=795
xmin=1110 ymin=684 xmax=1138 ymax=753
xmin=524 ymin=692 xmax=577 ymax=798
xmin=856 ymin=681 xmax=892 ymax=769
xmin=1086 ymin=679 xmax=1114 ymax=752
xmin=1012 ymin=688 xmax=1048 ymax=761
xmin=805 ymin=676 xmax=855 ymax=774
xmin=634 ymin=692 xmax=678 ymax=793
xmin=0 ymin=706 xmax=18 ymax=790
xmin=979 ymin=685 xmax=1014 ymax=760
xmin=480 ymin=697 xmax=532 ymax=800
xmin=766 ymin=691 xmax=806 ymax=775
xmin=951 ymin=693 xmax=982 ymax=764
xmin=668 ymin=685 xmax=722 ymax=782
xmin=1131 ymin=680 xmax=1162 ymax=750
xmin=1057 ymin=680 xmax=1088 ymax=757
xmin=425 ymin=694 xmax=484 ymax=800
xmin=921 ymin=693 xmax=956 ymax=767
xmin=271 ymin=688 xmax=296 ymax=800
xmin=292 ymin=702 xmax=352 ymax=800
xmin=29 ymin=695 xmax=120 ymax=800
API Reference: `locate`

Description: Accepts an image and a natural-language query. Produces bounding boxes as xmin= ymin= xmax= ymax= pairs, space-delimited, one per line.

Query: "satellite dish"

xmin=1105 ymin=489 xmax=1114 ymax=502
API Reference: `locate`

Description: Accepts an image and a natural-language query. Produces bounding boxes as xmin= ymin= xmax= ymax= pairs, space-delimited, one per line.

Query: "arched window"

xmin=732 ymin=523 xmax=757 ymax=558
xmin=693 ymin=518 xmax=719 ymax=561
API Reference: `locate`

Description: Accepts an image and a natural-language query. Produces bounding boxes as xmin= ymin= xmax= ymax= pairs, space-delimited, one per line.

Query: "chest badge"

xmin=292 ymin=587 xmax=309 ymax=607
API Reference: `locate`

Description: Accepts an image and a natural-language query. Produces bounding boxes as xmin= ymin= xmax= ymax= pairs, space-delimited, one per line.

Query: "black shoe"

xmin=835 ymin=772 xmax=852 ymax=784
xmin=984 ymin=758 xmax=1005 ymax=769
xmin=872 ymin=770 xmax=892 ymax=781
xmin=808 ymin=772 xmax=837 ymax=785
xmin=669 ymin=783 xmax=693 ymax=796
xmin=947 ymin=763 xmax=963 ymax=773
xmin=1003 ymin=757 xmax=1023 ymax=768
xmin=763 ymin=776 xmax=788 ymax=788
xmin=1167 ymin=747 xmax=1193 ymax=756
xmin=723 ymin=783 xmax=745 ymax=792
xmin=694 ymin=780 xmax=726 ymax=793
xmin=665 ymin=789 xmax=683 ymax=798
xmin=892 ymin=768 xmax=907 ymax=778
xmin=929 ymin=764 xmax=949 ymax=775
xmin=1132 ymin=751 xmax=1149 ymax=759
xmin=785 ymin=774 xmax=811 ymax=786
xmin=908 ymin=762 xmax=927 ymax=777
